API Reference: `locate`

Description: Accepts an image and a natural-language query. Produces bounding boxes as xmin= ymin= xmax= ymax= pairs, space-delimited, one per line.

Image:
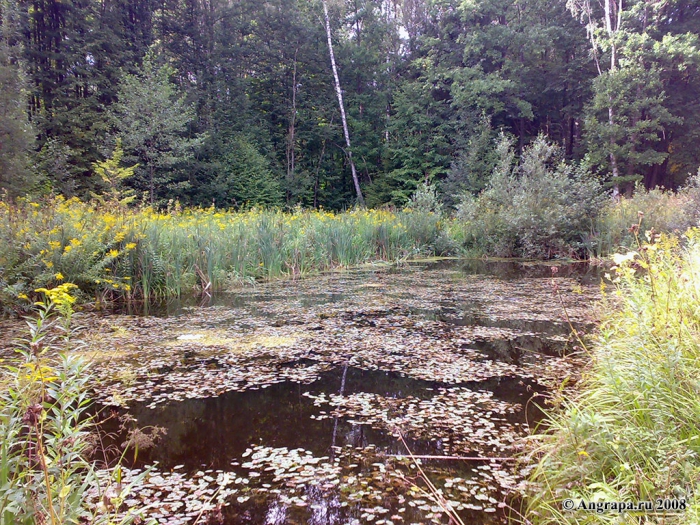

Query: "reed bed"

xmin=0 ymin=198 xmax=443 ymax=308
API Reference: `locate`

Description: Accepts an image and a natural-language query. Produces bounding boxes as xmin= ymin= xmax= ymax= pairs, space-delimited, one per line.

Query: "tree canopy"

xmin=1 ymin=0 xmax=698 ymax=206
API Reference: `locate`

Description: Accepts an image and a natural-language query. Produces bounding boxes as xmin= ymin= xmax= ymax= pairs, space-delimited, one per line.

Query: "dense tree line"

xmin=1 ymin=0 xmax=699 ymax=208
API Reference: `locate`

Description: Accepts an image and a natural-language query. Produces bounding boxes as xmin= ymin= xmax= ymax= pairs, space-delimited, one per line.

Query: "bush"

xmin=454 ymin=135 xmax=605 ymax=258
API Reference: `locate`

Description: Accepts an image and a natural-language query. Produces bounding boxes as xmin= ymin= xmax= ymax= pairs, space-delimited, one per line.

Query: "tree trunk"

xmin=149 ymin=165 xmax=155 ymax=205
xmin=605 ymin=0 xmax=621 ymax=197
xmin=321 ymin=0 xmax=365 ymax=207
xmin=286 ymin=48 xmax=298 ymax=204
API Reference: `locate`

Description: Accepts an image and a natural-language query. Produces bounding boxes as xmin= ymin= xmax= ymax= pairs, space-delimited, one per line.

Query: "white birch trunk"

xmin=322 ymin=0 xmax=365 ymax=207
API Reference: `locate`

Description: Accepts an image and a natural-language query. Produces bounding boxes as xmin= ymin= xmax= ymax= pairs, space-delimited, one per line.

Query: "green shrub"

xmin=455 ymin=135 xmax=605 ymax=258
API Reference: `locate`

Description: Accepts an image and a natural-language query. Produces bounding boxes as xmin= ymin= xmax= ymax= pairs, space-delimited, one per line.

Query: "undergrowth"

xmin=0 ymin=283 xmax=151 ymax=524
xmin=524 ymin=229 xmax=700 ymax=524
xmin=590 ymin=174 xmax=700 ymax=257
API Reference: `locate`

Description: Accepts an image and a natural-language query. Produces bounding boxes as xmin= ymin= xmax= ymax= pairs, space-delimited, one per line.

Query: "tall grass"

xmin=0 ymin=198 xmax=444 ymax=309
xmin=524 ymin=231 xmax=700 ymax=524
xmin=589 ymin=176 xmax=700 ymax=258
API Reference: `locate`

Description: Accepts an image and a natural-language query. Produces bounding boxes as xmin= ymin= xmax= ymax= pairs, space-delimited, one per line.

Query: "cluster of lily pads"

xmin=86 ymin=466 xmax=239 ymax=524
xmin=305 ymin=387 xmax=522 ymax=455
xmin=0 ymin=261 xmax=599 ymax=524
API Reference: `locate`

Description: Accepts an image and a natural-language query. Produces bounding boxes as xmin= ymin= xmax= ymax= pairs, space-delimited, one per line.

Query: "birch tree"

xmin=567 ymin=0 xmax=623 ymax=193
xmin=567 ymin=0 xmax=689 ymax=194
xmin=321 ymin=0 xmax=366 ymax=207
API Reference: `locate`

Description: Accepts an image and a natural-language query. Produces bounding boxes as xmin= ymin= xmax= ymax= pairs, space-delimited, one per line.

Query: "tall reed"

xmin=0 ymin=198 xmax=443 ymax=309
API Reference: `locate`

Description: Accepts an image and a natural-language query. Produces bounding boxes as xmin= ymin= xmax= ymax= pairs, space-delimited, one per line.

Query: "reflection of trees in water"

xmin=330 ymin=363 xmax=348 ymax=452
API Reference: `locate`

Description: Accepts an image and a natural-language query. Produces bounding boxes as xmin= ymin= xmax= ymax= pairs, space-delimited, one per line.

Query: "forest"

xmin=1 ymin=0 xmax=699 ymax=209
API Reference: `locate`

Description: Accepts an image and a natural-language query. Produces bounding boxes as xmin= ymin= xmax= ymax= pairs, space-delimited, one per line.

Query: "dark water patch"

xmin=103 ymin=366 xmax=449 ymax=472
xmin=470 ymin=375 xmax=547 ymax=427
xmin=78 ymin=258 xmax=600 ymax=524
xmin=425 ymin=258 xmax=600 ymax=281
xmin=468 ymin=335 xmax=569 ymax=363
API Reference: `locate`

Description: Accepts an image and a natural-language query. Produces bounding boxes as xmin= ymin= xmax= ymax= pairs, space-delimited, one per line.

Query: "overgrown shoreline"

xmin=3 ymin=174 xmax=700 ymax=315
xmin=524 ymin=231 xmax=700 ymax=524
xmin=0 ymin=197 xmax=450 ymax=313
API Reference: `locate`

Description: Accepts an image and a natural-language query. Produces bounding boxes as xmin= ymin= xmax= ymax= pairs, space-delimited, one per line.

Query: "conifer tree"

xmin=109 ymin=54 xmax=206 ymax=204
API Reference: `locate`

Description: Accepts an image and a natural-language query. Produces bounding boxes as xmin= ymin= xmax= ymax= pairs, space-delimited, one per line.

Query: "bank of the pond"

xmin=0 ymin=197 xmax=451 ymax=312
xmin=525 ymin=232 xmax=700 ymax=524
xmin=4 ymin=186 xmax=698 ymax=315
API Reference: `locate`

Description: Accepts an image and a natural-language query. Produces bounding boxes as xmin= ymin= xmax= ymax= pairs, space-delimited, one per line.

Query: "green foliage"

xmin=0 ymin=1 xmax=36 ymax=197
xmin=109 ymin=54 xmax=206 ymax=205
xmin=525 ymin=233 xmax=700 ymax=524
xmin=405 ymin=182 xmax=443 ymax=215
xmin=591 ymin=172 xmax=700 ymax=256
xmin=1 ymin=0 xmax=698 ymax=205
xmin=456 ymin=135 xmax=605 ymax=258
xmin=91 ymin=139 xmax=138 ymax=206
xmin=441 ymin=115 xmax=500 ymax=206
xmin=373 ymin=80 xmax=454 ymax=207
xmin=584 ymin=37 xmax=682 ymax=190
xmin=0 ymin=284 xmax=150 ymax=524
xmin=210 ymin=137 xmax=284 ymax=208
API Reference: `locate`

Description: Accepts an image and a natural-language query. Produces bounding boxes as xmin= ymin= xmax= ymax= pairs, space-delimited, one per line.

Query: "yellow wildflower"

xmin=55 ymin=273 xmax=64 ymax=281
xmin=125 ymin=242 xmax=137 ymax=250
xmin=108 ymin=249 xmax=119 ymax=258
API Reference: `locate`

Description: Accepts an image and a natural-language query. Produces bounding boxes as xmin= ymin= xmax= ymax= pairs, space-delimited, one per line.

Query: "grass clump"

xmin=525 ymin=230 xmax=700 ymax=524
xmin=591 ymin=173 xmax=700 ymax=257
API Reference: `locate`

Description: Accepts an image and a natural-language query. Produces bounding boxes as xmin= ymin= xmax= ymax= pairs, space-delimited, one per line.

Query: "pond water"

xmin=86 ymin=259 xmax=599 ymax=525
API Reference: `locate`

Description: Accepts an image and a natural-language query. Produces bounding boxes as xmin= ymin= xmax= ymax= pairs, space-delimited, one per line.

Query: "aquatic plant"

xmin=525 ymin=231 xmax=700 ymax=524
xmin=0 ymin=198 xmax=444 ymax=311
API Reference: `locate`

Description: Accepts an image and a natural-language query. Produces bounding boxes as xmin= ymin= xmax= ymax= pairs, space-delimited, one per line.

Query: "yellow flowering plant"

xmin=0 ymin=283 xmax=153 ymax=524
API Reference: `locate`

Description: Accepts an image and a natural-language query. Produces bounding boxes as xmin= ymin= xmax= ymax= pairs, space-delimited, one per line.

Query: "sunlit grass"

xmin=589 ymin=179 xmax=700 ymax=258
xmin=524 ymin=230 xmax=700 ymax=524
xmin=0 ymin=198 xmax=444 ymax=308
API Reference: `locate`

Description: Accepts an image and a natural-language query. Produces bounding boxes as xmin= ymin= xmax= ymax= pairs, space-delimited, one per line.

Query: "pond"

xmin=84 ymin=259 xmax=599 ymax=524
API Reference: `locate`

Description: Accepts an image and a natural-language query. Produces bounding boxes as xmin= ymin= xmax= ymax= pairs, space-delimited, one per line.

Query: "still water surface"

xmin=95 ymin=259 xmax=598 ymax=524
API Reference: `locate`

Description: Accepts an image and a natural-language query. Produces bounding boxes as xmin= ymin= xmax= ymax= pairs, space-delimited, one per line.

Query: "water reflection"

xmin=92 ymin=258 xmax=598 ymax=524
